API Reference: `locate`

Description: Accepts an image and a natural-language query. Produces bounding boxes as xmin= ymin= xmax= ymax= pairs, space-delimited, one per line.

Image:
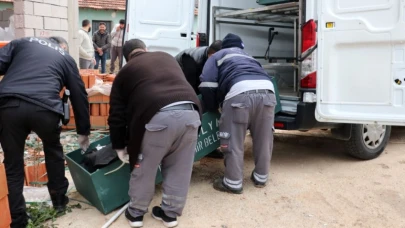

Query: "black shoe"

xmin=205 ymin=149 xmax=224 ymax=159
xmin=125 ymin=209 xmax=144 ymax=227
xmin=51 ymin=195 xmax=69 ymax=213
xmin=213 ymin=177 xmax=243 ymax=194
xmin=250 ymin=172 xmax=266 ymax=188
xmin=152 ymin=206 xmax=178 ymax=228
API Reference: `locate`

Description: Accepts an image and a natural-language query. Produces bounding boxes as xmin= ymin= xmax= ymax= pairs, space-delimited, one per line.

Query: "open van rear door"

xmin=124 ymin=0 xmax=194 ymax=57
xmin=316 ymin=0 xmax=405 ymax=126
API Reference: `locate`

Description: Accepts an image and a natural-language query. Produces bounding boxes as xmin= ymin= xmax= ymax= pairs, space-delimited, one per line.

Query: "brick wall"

xmin=0 ymin=9 xmax=13 ymax=29
xmin=14 ymin=0 xmax=68 ymax=40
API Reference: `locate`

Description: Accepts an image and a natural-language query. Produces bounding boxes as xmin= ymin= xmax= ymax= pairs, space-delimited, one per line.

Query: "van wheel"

xmin=345 ymin=124 xmax=391 ymax=160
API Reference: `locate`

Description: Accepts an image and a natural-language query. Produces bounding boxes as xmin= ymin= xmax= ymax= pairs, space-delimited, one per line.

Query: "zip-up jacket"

xmin=0 ymin=37 xmax=90 ymax=135
xmin=199 ymin=47 xmax=272 ymax=111
xmin=93 ymin=30 xmax=111 ymax=52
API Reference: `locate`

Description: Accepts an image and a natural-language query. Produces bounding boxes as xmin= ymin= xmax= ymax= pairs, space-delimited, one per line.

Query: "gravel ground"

xmin=52 ymin=127 xmax=405 ymax=228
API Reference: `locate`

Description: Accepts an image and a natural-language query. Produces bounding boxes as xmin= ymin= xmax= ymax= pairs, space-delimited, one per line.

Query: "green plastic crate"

xmin=256 ymin=0 xmax=297 ymax=6
xmin=65 ymin=136 xmax=130 ymax=214
xmin=65 ymin=111 xmax=221 ymax=214
xmin=65 ymin=89 xmax=280 ymax=214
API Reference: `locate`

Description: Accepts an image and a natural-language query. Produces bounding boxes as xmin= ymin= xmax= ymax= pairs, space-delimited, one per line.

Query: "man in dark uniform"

xmin=175 ymin=40 xmax=222 ymax=94
xmin=108 ymin=39 xmax=202 ymax=228
xmin=175 ymin=41 xmax=223 ymax=159
xmin=200 ymin=33 xmax=277 ymax=194
xmin=0 ymin=37 xmax=91 ymax=227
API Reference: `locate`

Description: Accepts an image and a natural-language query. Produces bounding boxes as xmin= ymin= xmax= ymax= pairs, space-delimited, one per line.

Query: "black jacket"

xmin=175 ymin=46 xmax=209 ymax=93
xmin=93 ymin=30 xmax=111 ymax=52
xmin=175 ymin=46 xmax=209 ymax=70
xmin=0 ymin=37 xmax=90 ymax=135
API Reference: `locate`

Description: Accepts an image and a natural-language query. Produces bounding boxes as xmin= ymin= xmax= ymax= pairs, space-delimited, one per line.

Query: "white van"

xmin=124 ymin=0 xmax=405 ymax=160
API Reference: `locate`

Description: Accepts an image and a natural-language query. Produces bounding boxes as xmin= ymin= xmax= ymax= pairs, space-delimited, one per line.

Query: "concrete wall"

xmin=79 ymin=8 xmax=125 ymax=31
xmin=14 ymin=0 xmax=68 ymax=40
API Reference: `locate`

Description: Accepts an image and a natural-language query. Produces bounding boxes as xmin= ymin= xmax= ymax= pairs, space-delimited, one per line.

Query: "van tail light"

xmin=196 ymin=33 xmax=200 ymax=47
xmin=302 ymin=20 xmax=316 ymax=53
xmin=274 ymin=122 xmax=285 ymax=129
xmin=300 ymin=72 xmax=317 ymax=88
xmin=301 ymin=19 xmax=317 ymax=89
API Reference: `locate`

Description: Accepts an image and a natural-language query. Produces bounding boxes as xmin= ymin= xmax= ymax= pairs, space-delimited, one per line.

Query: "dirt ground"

xmin=54 ymin=128 xmax=405 ymax=228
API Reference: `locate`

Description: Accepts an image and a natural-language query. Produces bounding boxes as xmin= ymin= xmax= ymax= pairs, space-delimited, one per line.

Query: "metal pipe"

xmin=294 ymin=18 xmax=297 ymax=92
xmin=216 ymin=20 xmax=294 ymax=29
xmin=215 ymin=2 xmax=298 ymax=18
xmin=101 ymin=203 xmax=129 ymax=228
xmin=297 ymin=0 xmax=303 ymax=95
xmin=212 ymin=6 xmax=217 ymax=41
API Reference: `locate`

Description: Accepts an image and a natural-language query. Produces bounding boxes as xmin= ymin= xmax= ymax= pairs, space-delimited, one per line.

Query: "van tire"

xmin=345 ymin=124 xmax=391 ymax=160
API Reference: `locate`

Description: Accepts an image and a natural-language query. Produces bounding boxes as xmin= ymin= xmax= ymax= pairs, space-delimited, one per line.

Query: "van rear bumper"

xmin=274 ymin=102 xmax=339 ymax=130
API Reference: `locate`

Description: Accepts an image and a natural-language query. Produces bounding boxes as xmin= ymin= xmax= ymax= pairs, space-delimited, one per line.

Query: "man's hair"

xmin=82 ymin=19 xmax=90 ymax=27
xmin=99 ymin=22 xmax=106 ymax=27
xmin=119 ymin=19 xmax=125 ymax=24
xmin=208 ymin=40 xmax=222 ymax=55
xmin=123 ymin=39 xmax=147 ymax=62
xmin=49 ymin=36 xmax=69 ymax=52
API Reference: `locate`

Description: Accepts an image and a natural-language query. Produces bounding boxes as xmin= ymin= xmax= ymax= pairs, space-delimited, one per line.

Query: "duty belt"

xmin=161 ymin=103 xmax=195 ymax=111
xmin=242 ymin=89 xmax=273 ymax=94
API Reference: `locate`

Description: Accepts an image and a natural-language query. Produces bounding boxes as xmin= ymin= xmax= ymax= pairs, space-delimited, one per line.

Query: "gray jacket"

xmin=92 ymin=30 xmax=111 ymax=52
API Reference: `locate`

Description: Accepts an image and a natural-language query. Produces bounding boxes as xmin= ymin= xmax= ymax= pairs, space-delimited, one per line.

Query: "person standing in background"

xmin=78 ymin=19 xmax=95 ymax=69
xmin=93 ymin=22 xmax=111 ymax=74
xmin=109 ymin=19 xmax=125 ymax=74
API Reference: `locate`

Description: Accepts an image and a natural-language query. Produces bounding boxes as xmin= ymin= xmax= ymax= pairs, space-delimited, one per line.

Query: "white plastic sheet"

xmin=85 ymin=77 xmax=112 ymax=97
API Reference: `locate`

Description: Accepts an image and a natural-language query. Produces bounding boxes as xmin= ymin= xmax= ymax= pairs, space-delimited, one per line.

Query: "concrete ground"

xmin=55 ymin=128 xmax=405 ymax=228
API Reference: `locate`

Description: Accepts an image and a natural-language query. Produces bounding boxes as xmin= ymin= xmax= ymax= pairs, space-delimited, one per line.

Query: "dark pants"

xmin=180 ymin=55 xmax=200 ymax=95
xmin=94 ymin=51 xmax=107 ymax=73
xmin=110 ymin=46 xmax=122 ymax=73
xmin=0 ymin=98 xmax=68 ymax=228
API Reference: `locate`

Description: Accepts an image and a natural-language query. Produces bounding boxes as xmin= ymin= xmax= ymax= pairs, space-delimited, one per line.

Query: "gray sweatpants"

xmin=128 ymin=110 xmax=201 ymax=218
xmin=79 ymin=58 xmax=94 ymax=69
xmin=219 ymin=91 xmax=276 ymax=190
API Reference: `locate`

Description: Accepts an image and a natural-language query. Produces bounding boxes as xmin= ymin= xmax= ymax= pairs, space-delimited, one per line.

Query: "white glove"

xmin=78 ymin=135 xmax=90 ymax=152
xmin=116 ymin=148 xmax=129 ymax=164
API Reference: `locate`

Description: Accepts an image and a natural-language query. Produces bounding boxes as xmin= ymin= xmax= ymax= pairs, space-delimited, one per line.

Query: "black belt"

xmin=242 ymin=89 xmax=273 ymax=94
xmin=161 ymin=103 xmax=194 ymax=111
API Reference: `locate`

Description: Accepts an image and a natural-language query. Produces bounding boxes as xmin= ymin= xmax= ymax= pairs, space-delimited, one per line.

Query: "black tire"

xmin=344 ymin=124 xmax=391 ymax=160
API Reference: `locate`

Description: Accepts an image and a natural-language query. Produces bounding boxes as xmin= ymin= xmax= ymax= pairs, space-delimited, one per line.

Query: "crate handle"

xmin=104 ymin=162 xmax=126 ymax=176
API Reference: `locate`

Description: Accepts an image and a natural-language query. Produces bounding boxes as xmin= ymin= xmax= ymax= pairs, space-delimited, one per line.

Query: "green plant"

xmin=26 ymin=202 xmax=82 ymax=228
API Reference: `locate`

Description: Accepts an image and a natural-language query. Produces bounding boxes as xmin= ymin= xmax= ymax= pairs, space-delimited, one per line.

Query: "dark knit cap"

xmin=123 ymin=39 xmax=147 ymax=61
xmin=222 ymin=33 xmax=244 ymax=49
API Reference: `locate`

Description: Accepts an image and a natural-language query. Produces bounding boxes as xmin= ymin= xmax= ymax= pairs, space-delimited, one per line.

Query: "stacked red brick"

xmin=62 ymin=69 xmax=115 ymax=130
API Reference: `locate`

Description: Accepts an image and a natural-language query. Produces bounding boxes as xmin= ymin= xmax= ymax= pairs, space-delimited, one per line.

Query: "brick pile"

xmin=62 ymin=69 xmax=115 ymax=130
xmin=0 ymin=163 xmax=11 ymax=227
